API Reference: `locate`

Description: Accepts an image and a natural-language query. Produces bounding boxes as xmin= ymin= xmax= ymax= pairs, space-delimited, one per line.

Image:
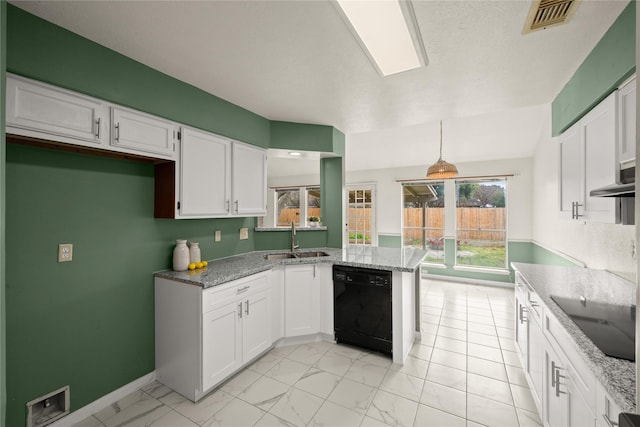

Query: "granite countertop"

xmin=155 ymin=245 xmax=427 ymax=289
xmin=511 ymin=262 xmax=636 ymax=413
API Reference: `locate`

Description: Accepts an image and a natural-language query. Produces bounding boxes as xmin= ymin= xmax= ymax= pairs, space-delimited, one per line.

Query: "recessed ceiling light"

xmin=335 ymin=0 xmax=428 ymax=76
xmin=288 ymin=151 xmax=302 ymax=157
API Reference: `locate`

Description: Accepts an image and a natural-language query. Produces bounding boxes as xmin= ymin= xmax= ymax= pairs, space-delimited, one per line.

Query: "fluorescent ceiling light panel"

xmin=336 ymin=0 xmax=424 ymax=76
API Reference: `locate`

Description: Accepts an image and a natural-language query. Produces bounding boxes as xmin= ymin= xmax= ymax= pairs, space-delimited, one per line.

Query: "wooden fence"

xmin=278 ymin=208 xmax=321 ymax=226
xmin=404 ymin=207 xmax=505 ymax=242
xmin=279 ymin=207 xmax=505 ymax=242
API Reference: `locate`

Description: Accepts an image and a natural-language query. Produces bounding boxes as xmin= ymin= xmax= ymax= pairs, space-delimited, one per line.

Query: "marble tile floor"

xmin=75 ymin=279 xmax=542 ymax=427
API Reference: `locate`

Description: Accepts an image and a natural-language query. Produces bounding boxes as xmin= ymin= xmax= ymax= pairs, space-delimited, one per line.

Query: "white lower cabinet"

xmin=283 ymin=263 xmax=333 ymax=338
xmin=596 ymin=381 xmax=622 ymax=427
xmin=515 ymin=274 xmax=606 ymax=427
xmin=284 ymin=264 xmax=321 ymax=337
xmin=156 ymin=271 xmax=271 ymax=401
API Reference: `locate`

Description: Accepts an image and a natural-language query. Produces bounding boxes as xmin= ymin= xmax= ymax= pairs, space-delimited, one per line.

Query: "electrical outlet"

xmin=58 ymin=244 xmax=73 ymax=262
xmin=239 ymin=228 xmax=248 ymax=240
xmin=215 ymin=230 xmax=221 ymax=242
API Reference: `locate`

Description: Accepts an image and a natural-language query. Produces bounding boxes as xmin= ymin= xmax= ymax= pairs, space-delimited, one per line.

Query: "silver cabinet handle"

xmin=238 ymin=302 xmax=243 ymax=318
xmin=235 ymin=200 xmax=239 ymax=213
xmin=552 ymin=361 xmax=566 ymax=397
xmin=572 ymin=202 xmax=583 ymax=219
xmin=114 ymin=123 xmax=120 ymax=142
xmin=236 ymin=286 xmax=250 ymax=294
xmin=245 ymin=300 xmax=250 ymax=316
xmin=226 ymin=200 xmax=230 ymax=213
xmin=519 ymin=304 xmax=528 ymax=323
xmin=95 ymin=117 xmax=101 ymax=138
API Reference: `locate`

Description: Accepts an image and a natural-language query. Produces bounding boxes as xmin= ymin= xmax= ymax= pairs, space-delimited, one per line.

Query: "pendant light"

xmin=426 ymin=120 xmax=458 ymax=179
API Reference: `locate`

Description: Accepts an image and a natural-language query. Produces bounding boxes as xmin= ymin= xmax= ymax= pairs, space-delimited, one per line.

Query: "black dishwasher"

xmin=333 ymin=265 xmax=392 ymax=356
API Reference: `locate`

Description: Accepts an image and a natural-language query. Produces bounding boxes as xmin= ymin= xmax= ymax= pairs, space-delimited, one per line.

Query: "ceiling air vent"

xmin=522 ymin=0 xmax=580 ymax=34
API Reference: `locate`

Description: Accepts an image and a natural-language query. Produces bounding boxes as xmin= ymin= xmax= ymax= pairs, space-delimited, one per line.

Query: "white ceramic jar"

xmin=189 ymin=242 xmax=201 ymax=264
xmin=173 ymin=240 xmax=190 ymax=271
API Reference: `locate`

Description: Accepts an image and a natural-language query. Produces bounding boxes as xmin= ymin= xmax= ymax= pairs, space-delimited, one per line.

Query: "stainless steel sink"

xmin=264 ymin=253 xmax=297 ymax=260
xmin=264 ymin=251 xmax=330 ymax=260
xmin=294 ymin=251 xmax=330 ymax=258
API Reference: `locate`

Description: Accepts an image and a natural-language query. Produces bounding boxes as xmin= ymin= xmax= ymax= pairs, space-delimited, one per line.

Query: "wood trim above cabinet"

xmin=155 ymin=161 xmax=177 ymax=219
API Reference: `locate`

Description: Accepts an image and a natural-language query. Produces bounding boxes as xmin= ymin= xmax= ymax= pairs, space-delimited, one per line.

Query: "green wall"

xmin=378 ymin=235 xmax=402 ymax=248
xmin=1 ymin=2 xmax=6 ymax=426
xmin=3 ymin=4 xmax=346 ymax=426
xmin=552 ymin=1 xmax=636 ymax=135
xmin=6 ymin=5 xmax=270 ymax=147
xmin=321 ymin=157 xmax=344 ymax=248
xmin=270 ymin=121 xmax=336 ymax=153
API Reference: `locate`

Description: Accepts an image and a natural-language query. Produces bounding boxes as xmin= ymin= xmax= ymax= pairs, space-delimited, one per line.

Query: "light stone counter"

xmin=511 ymin=262 xmax=636 ymax=413
xmin=155 ymin=245 xmax=427 ymax=288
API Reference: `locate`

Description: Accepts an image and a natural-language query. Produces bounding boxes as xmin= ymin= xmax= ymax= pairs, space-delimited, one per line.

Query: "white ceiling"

xmin=10 ymin=0 xmax=630 ymax=171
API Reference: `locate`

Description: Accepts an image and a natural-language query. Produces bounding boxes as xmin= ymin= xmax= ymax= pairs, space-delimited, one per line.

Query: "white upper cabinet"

xmin=179 ymin=127 xmax=231 ymax=217
xmin=111 ymin=107 xmax=177 ymax=159
xmin=617 ymin=76 xmax=636 ymax=166
xmin=6 ymin=74 xmax=107 ymax=146
xmin=558 ymin=91 xmax=617 ymax=223
xmin=176 ymin=129 xmax=266 ymax=218
xmin=231 ymin=141 xmax=267 ymax=216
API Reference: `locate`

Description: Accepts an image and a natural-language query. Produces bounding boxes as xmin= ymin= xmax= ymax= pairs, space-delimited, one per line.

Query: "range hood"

xmin=590 ymin=167 xmax=635 ymax=198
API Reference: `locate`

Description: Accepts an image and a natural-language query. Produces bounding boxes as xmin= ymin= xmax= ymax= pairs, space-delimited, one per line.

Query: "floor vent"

xmin=26 ymin=386 xmax=70 ymax=427
xmin=523 ymin=0 xmax=581 ymax=34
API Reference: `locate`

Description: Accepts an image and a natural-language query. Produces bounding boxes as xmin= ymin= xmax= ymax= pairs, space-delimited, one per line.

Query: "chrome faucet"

xmin=291 ymin=221 xmax=299 ymax=252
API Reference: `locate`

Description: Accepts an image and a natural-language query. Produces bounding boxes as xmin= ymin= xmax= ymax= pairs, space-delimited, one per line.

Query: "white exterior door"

xmin=202 ymin=301 xmax=243 ymax=392
xmin=232 ymin=141 xmax=267 ymax=216
xmin=180 ymin=127 xmax=231 ymax=217
xmin=346 ymin=185 xmax=376 ymax=246
xmin=111 ymin=107 xmax=176 ymax=158
xmin=284 ymin=265 xmax=320 ymax=337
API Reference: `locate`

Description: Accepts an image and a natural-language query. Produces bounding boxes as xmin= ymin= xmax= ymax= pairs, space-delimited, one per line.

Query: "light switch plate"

xmin=58 ymin=244 xmax=73 ymax=262
xmin=239 ymin=228 xmax=248 ymax=240
xmin=215 ymin=230 xmax=221 ymax=242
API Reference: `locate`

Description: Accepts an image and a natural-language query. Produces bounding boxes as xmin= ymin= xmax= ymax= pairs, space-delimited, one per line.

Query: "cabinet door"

xmin=231 ymin=142 xmax=267 ymax=216
xmin=528 ymin=312 xmax=544 ymax=413
xmin=567 ymin=375 xmax=596 ymax=427
xmin=6 ymin=74 xmax=106 ymax=145
xmin=596 ymin=382 xmax=622 ymax=427
xmin=285 ymin=265 xmax=320 ymax=337
xmin=582 ymin=92 xmax=617 ymax=223
xmin=242 ymin=289 xmax=272 ymax=362
xmin=202 ymin=301 xmax=243 ymax=392
xmin=514 ymin=283 xmax=528 ymax=369
xmin=318 ymin=264 xmax=334 ymax=336
xmin=544 ymin=344 xmax=567 ymax=427
xmin=618 ymin=77 xmax=636 ymax=165
xmin=180 ymin=128 xmax=231 ymax=217
xmin=558 ymin=122 xmax=581 ymax=219
xmin=111 ymin=107 xmax=176 ymax=158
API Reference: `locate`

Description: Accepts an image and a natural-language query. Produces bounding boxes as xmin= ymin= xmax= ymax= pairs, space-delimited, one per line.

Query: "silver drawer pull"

xmin=236 ymin=286 xmax=250 ymax=294
xmin=238 ymin=302 xmax=243 ymax=318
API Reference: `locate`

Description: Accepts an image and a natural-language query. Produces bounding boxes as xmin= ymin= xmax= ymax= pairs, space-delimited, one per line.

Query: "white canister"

xmin=173 ymin=240 xmax=190 ymax=271
xmin=189 ymin=242 xmax=201 ymax=264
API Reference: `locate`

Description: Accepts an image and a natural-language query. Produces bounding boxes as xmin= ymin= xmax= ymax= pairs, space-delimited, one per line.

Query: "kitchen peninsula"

xmin=154 ymin=246 xmax=426 ymax=402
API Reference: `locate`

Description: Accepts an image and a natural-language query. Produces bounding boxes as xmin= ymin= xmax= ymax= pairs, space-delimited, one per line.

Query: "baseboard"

xmin=273 ymin=333 xmax=333 ymax=348
xmin=49 ymin=371 xmax=156 ymax=427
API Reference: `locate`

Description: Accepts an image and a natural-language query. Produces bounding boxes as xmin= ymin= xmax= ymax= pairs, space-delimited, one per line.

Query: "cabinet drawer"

xmin=203 ymin=272 xmax=268 ymax=313
xmin=544 ymin=311 xmax=596 ymax=408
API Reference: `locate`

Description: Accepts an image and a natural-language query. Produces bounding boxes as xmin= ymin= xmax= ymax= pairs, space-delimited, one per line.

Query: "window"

xmin=276 ymin=189 xmax=300 ymax=226
xmin=402 ymin=182 xmax=445 ymax=264
xmin=347 ymin=186 xmax=375 ymax=245
xmin=307 ymin=187 xmax=321 ymax=222
xmin=455 ymin=179 xmax=507 ymax=269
